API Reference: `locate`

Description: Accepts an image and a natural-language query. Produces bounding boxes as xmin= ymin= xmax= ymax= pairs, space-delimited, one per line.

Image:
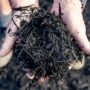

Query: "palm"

xmin=51 ymin=0 xmax=90 ymax=55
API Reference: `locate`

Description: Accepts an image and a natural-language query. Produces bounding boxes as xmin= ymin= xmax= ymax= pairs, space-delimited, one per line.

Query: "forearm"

xmin=9 ymin=0 xmax=39 ymax=8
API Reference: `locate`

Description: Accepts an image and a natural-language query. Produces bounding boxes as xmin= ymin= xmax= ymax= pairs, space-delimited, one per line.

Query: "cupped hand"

xmin=0 ymin=0 xmax=39 ymax=57
xmin=51 ymin=0 xmax=90 ymax=55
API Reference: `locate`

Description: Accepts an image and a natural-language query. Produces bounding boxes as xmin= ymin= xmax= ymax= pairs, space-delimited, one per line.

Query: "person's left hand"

xmin=51 ymin=0 xmax=90 ymax=55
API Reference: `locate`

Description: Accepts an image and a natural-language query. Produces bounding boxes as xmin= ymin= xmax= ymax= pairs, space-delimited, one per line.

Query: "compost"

xmin=12 ymin=7 xmax=85 ymax=80
xmin=0 ymin=0 xmax=90 ymax=90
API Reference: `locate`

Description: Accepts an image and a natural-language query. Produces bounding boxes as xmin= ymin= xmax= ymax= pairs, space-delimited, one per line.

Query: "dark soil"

xmin=0 ymin=0 xmax=90 ymax=90
xmin=12 ymin=6 xmax=84 ymax=78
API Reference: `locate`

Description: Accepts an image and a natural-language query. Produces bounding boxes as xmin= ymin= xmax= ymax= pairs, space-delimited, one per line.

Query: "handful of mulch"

xmin=12 ymin=7 xmax=85 ymax=80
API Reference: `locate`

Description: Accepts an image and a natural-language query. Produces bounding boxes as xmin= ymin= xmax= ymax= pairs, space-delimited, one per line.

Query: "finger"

xmin=38 ymin=77 xmax=50 ymax=87
xmin=50 ymin=0 xmax=90 ymax=55
xmin=0 ymin=11 xmax=21 ymax=57
xmin=62 ymin=9 xmax=90 ymax=55
xmin=0 ymin=51 xmax=13 ymax=68
xmin=9 ymin=0 xmax=39 ymax=9
xmin=69 ymin=55 xmax=85 ymax=70
xmin=0 ymin=0 xmax=39 ymax=57
xmin=50 ymin=0 xmax=59 ymax=16
xmin=26 ymin=71 xmax=35 ymax=80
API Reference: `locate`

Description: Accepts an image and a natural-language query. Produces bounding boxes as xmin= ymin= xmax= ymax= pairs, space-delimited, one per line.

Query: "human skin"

xmin=0 ymin=0 xmax=39 ymax=56
xmin=51 ymin=0 xmax=90 ymax=55
xmin=0 ymin=0 xmax=12 ymax=15
xmin=0 ymin=0 xmax=90 ymax=56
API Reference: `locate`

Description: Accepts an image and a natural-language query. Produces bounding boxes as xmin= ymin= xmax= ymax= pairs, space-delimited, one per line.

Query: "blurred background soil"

xmin=0 ymin=0 xmax=90 ymax=90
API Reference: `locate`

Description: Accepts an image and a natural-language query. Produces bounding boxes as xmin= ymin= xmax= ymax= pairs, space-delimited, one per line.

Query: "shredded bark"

xmin=12 ymin=7 xmax=85 ymax=80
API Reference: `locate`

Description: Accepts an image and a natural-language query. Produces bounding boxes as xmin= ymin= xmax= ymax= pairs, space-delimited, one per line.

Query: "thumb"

xmin=0 ymin=0 xmax=39 ymax=57
xmin=50 ymin=0 xmax=90 ymax=55
xmin=0 ymin=11 xmax=21 ymax=57
xmin=61 ymin=6 xmax=90 ymax=55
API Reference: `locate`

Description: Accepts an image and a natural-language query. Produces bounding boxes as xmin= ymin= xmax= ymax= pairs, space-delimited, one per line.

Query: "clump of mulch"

xmin=12 ymin=7 xmax=85 ymax=80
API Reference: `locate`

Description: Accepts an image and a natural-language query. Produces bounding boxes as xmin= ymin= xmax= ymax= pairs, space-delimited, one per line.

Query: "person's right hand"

xmin=0 ymin=0 xmax=39 ymax=57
